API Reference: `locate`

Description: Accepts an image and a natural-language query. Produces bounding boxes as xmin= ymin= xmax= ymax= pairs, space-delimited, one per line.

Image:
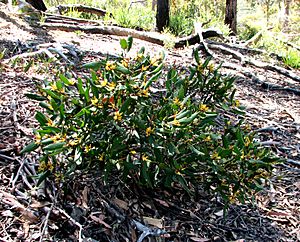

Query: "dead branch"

xmin=194 ymin=22 xmax=214 ymax=57
xmin=44 ymin=12 xmax=104 ymax=25
xmin=56 ymin=4 xmax=112 ymax=17
xmin=243 ymin=71 xmax=300 ymax=95
xmin=248 ymin=60 xmax=300 ymax=83
xmin=175 ymin=28 xmax=224 ymax=48
xmin=40 ymin=22 xmax=224 ymax=48
xmin=243 ymin=29 xmax=264 ymax=47
xmin=57 ymin=207 xmax=83 ymax=242
xmin=207 ymin=42 xmax=245 ymax=63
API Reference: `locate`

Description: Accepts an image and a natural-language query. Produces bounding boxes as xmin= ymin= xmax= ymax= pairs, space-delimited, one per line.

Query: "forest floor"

xmin=0 ymin=3 xmax=299 ymax=242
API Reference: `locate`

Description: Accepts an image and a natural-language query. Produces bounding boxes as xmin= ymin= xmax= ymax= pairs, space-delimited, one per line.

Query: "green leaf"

xmin=36 ymin=170 xmax=51 ymax=187
xmin=190 ymin=145 xmax=204 ymax=155
xmin=24 ymin=59 xmax=33 ymax=72
xmin=144 ymin=70 xmax=162 ymax=89
xmin=25 ymin=93 xmax=46 ymax=101
xmin=193 ymin=49 xmax=200 ymax=64
xmin=43 ymin=89 xmax=61 ymax=100
xmin=116 ymin=63 xmax=131 ymax=74
xmin=175 ymin=109 xmax=190 ymax=119
xmin=120 ymin=38 xmax=128 ymax=50
xmin=149 ymin=63 xmax=163 ymax=75
xmin=44 ymin=142 xmax=66 ymax=151
xmin=59 ymin=74 xmax=73 ymax=85
xmin=21 ymin=142 xmax=39 ymax=154
xmin=127 ymin=36 xmax=133 ymax=51
xmin=120 ymin=98 xmax=132 ymax=113
xmin=82 ymin=61 xmax=102 ymax=70
xmin=178 ymin=112 xmax=199 ymax=124
xmin=35 ymin=111 xmax=48 ymax=126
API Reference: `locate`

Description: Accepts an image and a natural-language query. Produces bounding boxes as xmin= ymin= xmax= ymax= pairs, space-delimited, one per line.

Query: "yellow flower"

xmin=114 ymin=111 xmax=122 ymax=122
xmin=173 ymin=97 xmax=181 ymax=105
xmin=150 ymin=57 xmax=159 ymax=66
xmin=211 ymin=152 xmax=221 ymax=160
xmin=99 ymin=154 xmax=104 ymax=161
xmin=51 ymin=133 xmax=61 ymax=142
xmin=50 ymin=83 xmax=58 ymax=91
xmin=69 ymin=140 xmax=79 ymax=146
xmin=46 ymin=118 xmax=54 ymax=126
xmin=91 ymin=97 xmax=98 ymax=106
xmin=146 ymin=127 xmax=153 ymax=137
xmin=244 ymin=137 xmax=251 ymax=147
xmin=38 ymin=161 xmax=47 ymax=172
xmin=171 ymin=119 xmax=180 ymax=126
xmin=197 ymin=64 xmax=204 ymax=73
xmin=142 ymin=154 xmax=150 ymax=162
xmin=135 ymin=53 xmax=143 ymax=61
xmin=234 ymin=100 xmax=240 ymax=107
xmin=35 ymin=133 xmax=42 ymax=144
xmin=84 ymin=144 xmax=92 ymax=153
xmin=199 ymin=104 xmax=209 ymax=112
xmin=204 ymin=136 xmax=211 ymax=142
xmin=68 ymin=78 xmax=76 ymax=85
xmin=105 ymin=61 xmax=116 ymax=71
xmin=121 ymin=58 xmax=129 ymax=67
xmin=208 ymin=63 xmax=214 ymax=72
xmin=130 ymin=150 xmax=137 ymax=155
xmin=107 ymin=82 xmax=116 ymax=91
xmin=101 ymin=79 xmax=108 ymax=87
xmin=141 ymin=65 xmax=148 ymax=71
xmin=241 ymin=151 xmax=245 ymax=160
xmin=139 ymin=89 xmax=149 ymax=97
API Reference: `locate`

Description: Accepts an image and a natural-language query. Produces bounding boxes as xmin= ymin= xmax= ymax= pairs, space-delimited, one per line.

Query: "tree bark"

xmin=224 ymin=0 xmax=237 ymax=35
xmin=25 ymin=0 xmax=47 ymax=11
xmin=156 ymin=0 xmax=169 ymax=32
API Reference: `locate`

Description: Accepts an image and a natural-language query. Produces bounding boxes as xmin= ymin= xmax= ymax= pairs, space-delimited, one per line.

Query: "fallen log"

xmin=55 ymin=4 xmax=113 ymax=17
xmin=40 ymin=23 xmax=224 ymax=48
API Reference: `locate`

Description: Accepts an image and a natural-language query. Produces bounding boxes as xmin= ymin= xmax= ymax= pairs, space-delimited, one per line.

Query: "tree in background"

xmin=225 ymin=0 xmax=237 ymax=35
xmin=156 ymin=0 xmax=169 ymax=32
xmin=25 ymin=0 xmax=47 ymax=11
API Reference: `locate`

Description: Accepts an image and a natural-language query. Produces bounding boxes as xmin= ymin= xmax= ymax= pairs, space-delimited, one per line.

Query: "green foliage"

xmin=111 ymin=4 xmax=155 ymax=30
xmin=23 ymin=38 xmax=279 ymax=205
xmin=283 ymin=49 xmax=300 ymax=69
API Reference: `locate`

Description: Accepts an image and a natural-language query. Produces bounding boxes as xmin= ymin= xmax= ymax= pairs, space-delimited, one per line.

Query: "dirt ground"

xmin=0 ymin=3 xmax=299 ymax=241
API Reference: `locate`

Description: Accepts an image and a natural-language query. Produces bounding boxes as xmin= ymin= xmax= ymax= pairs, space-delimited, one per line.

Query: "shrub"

xmin=23 ymin=37 xmax=279 ymax=204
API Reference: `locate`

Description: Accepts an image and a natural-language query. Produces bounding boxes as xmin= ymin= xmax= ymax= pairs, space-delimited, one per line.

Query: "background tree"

xmin=25 ymin=0 xmax=47 ymax=11
xmin=225 ymin=0 xmax=237 ymax=35
xmin=156 ymin=0 xmax=169 ymax=32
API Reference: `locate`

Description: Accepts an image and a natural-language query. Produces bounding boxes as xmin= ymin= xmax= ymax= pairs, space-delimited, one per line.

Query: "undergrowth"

xmin=23 ymin=37 xmax=279 ymax=207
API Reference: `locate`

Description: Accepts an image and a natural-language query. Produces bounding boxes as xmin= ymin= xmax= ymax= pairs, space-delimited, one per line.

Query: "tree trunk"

xmin=25 ymin=0 xmax=47 ymax=11
xmin=156 ymin=0 xmax=169 ymax=32
xmin=224 ymin=0 xmax=237 ymax=36
xmin=283 ymin=0 xmax=291 ymax=29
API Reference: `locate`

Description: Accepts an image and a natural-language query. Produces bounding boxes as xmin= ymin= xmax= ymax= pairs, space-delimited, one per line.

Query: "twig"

xmin=39 ymin=193 xmax=57 ymax=242
xmin=11 ymin=158 xmax=26 ymax=188
xmin=56 ymin=207 xmax=84 ymax=242
xmin=286 ymin=159 xmax=300 ymax=167
xmin=133 ymin=219 xmax=168 ymax=242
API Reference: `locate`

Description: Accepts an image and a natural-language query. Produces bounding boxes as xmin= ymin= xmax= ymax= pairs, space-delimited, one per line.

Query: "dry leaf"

xmin=214 ymin=210 xmax=224 ymax=217
xmin=113 ymin=198 xmax=128 ymax=210
xmin=90 ymin=214 xmax=112 ymax=229
xmin=154 ymin=198 xmax=169 ymax=207
xmin=142 ymin=216 xmax=163 ymax=229
xmin=82 ymin=186 xmax=89 ymax=209
xmin=190 ymin=237 xmax=210 ymax=242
